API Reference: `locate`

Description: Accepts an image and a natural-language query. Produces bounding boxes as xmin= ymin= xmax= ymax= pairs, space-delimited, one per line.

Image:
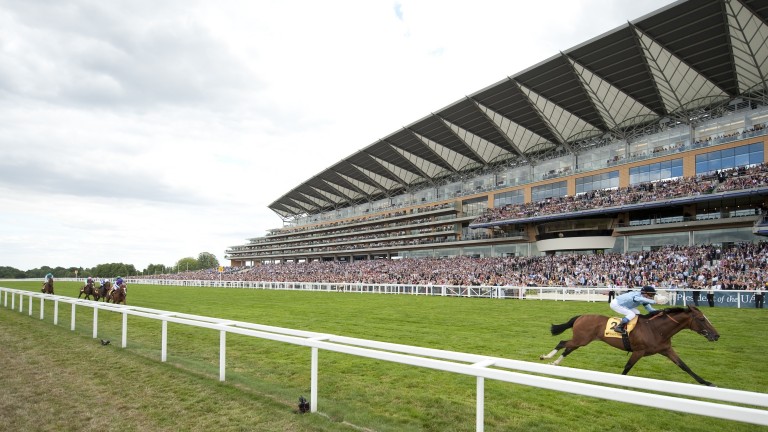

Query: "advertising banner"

xmin=672 ymin=290 xmax=763 ymax=309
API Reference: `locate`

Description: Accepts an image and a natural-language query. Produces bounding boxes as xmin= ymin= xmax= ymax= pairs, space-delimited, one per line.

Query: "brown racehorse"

xmin=108 ymin=283 xmax=127 ymax=305
xmin=97 ymin=281 xmax=112 ymax=302
xmin=539 ymin=306 xmax=720 ymax=386
xmin=78 ymin=281 xmax=95 ymax=300
xmin=41 ymin=279 xmax=54 ymax=295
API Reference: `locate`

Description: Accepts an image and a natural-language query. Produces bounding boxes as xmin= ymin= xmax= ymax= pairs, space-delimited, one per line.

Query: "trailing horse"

xmin=97 ymin=281 xmax=112 ymax=302
xmin=78 ymin=281 xmax=95 ymax=300
xmin=41 ymin=279 xmax=54 ymax=295
xmin=539 ymin=306 xmax=720 ymax=386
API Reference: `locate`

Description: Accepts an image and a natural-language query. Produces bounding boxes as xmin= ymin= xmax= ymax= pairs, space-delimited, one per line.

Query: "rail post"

xmin=219 ymin=330 xmax=226 ymax=381
xmin=70 ymin=303 xmax=76 ymax=330
xmin=161 ymin=320 xmax=168 ymax=362
xmin=93 ymin=306 xmax=98 ymax=338
xmin=122 ymin=312 xmax=128 ymax=348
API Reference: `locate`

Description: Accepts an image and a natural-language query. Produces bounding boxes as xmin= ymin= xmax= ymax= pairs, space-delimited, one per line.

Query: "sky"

xmin=0 ymin=0 xmax=675 ymax=272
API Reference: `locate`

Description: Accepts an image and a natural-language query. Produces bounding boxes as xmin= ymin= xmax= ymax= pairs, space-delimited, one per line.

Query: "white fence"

xmin=2 ymin=286 xmax=767 ymax=431
xmin=113 ymin=278 xmax=761 ymax=309
xmin=36 ymin=278 xmax=764 ymax=308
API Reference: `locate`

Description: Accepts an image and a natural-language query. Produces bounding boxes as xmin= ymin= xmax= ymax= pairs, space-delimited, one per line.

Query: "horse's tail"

xmin=550 ymin=316 xmax=580 ymax=336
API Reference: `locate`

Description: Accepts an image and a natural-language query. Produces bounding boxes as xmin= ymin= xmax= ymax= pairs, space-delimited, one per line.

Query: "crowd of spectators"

xmin=472 ymin=162 xmax=768 ymax=225
xmin=715 ymin=163 xmax=768 ymax=192
xmin=139 ymin=243 xmax=768 ymax=292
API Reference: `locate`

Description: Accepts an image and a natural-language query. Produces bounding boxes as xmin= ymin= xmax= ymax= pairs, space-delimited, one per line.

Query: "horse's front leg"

xmin=659 ymin=348 xmax=714 ymax=386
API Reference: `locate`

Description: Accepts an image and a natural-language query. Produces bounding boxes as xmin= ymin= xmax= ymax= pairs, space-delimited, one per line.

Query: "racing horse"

xmin=78 ymin=280 xmax=96 ymax=300
xmin=41 ymin=279 xmax=54 ymax=295
xmin=539 ymin=306 xmax=720 ymax=386
xmin=108 ymin=282 xmax=127 ymax=305
xmin=97 ymin=281 xmax=112 ymax=302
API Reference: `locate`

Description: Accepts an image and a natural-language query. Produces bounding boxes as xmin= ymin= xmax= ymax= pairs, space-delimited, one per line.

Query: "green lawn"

xmin=1 ymin=281 xmax=766 ymax=432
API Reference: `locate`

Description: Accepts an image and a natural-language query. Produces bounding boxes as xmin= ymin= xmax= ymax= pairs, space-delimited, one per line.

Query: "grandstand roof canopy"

xmin=269 ymin=0 xmax=768 ymax=220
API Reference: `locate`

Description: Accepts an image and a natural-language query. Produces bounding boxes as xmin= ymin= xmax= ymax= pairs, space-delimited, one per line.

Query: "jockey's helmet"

xmin=641 ymin=285 xmax=657 ymax=296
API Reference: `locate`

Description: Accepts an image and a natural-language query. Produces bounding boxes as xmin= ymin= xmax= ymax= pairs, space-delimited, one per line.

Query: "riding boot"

xmin=615 ymin=318 xmax=629 ymax=334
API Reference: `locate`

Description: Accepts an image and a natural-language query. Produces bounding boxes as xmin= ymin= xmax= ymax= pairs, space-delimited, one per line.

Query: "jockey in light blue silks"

xmin=42 ymin=272 xmax=54 ymax=293
xmin=609 ymin=285 xmax=659 ymax=334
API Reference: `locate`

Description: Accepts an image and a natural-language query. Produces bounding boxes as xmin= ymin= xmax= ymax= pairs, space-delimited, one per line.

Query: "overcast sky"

xmin=0 ymin=0 xmax=675 ymax=272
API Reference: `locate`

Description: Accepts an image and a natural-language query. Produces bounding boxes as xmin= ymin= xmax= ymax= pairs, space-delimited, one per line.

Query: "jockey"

xmin=100 ymin=279 xmax=110 ymax=295
xmin=610 ymin=285 xmax=659 ymax=334
xmin=115 ymin=276 xmax=127 ymax=293
xmin=86 ymin=276 xmax=94 ymax=285
xmin=42 ymin=272 xmax=54 ymax=292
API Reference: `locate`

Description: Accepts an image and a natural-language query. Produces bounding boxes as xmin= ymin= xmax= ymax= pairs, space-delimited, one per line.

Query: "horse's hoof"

xmin=539 ymin=356 xmax=545 ymax=360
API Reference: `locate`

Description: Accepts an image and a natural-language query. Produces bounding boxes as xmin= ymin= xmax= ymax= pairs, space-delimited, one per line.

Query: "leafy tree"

xmin=1 ymin=263 xmax=142 ymax=279
xmin=0 ymin=266 xmax=25 ymax=278
xmin=29 ymin=266 xmax=55 ymax=278
xmin=144 ymin=263 xmax=169 ymax=275
xmin=92 ymin=263 xmax=137 ymax=278
xmin=197 ymin=252 xmax=219 ymax=270
xmin=176 ymin=257 xmax=199 ymax=273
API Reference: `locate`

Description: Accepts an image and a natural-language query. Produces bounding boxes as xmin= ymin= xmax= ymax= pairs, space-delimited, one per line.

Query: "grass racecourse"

xmin=1 ymin=281 xmax=767 ymax=432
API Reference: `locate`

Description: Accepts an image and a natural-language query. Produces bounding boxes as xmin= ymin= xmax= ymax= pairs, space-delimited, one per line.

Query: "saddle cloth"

xmin=604 ymin=317 xmax=639 ymax=338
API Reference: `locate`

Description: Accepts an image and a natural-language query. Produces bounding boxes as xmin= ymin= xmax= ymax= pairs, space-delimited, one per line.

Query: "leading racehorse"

xmin=539 ymin=306 xmax=720 ymax=386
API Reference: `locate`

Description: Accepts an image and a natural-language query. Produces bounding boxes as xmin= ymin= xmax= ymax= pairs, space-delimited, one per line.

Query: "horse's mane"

xmin=643 ymin=306 xmax=689 ymax=318
xmin=660 ymin=307 xmax=689 ymax=314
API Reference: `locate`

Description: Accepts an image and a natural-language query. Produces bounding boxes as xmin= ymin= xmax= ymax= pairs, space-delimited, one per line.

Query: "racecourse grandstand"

xmin=227 ymin=0 xmax=768 ymax=266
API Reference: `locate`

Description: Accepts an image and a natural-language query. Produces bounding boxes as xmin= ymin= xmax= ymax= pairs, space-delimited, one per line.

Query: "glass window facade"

xmin=492 ymin=243 xmax=530 ymax=257
xmin=462 ymin=197 xmax=487 ymax=215
xmin=692 ymin=227 xmax=759 ymax=245
xmin=575 ymin=171 xmax=619 ymax=194
xmin=629 ymin=159 xmax=683 ymax=185
xmin=627 ymin=232 xmax=690 ymax=251
xmin=462 ymin=246 xmax=492 ymax=257
xmin=493 ymin=189 xmax=524 ymax=208
xmin=532 ymin=181 xmax=567 ymax=202
xmin=695 ymin=142 xmax=764 ymax=174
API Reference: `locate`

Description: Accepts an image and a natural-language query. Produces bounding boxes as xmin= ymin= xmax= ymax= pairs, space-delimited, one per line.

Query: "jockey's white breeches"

xmin=610 ymin=299 xmax=640 ymax=321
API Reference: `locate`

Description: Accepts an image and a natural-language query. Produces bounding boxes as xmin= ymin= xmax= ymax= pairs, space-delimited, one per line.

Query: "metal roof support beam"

xmin=467 ymin=97 xmax=530 ymax=163
xmin=433 ymin=113 xmax=488 ymax=165
xmin=403 ymin=127 xmax=459 ymax=175
xmin=381 ymin=138 xmax=437 ymax=188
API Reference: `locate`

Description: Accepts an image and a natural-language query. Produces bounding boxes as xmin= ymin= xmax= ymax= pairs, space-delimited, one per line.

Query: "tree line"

xmin=0 ymin=252 xmax=220 ymax=279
